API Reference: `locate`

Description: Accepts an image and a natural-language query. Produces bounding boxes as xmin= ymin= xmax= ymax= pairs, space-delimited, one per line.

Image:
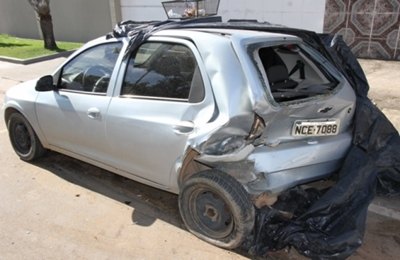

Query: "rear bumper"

xmin=247 ymin=159 xmax=342 ymax=194
xmin=245 ymin=131 xmax=352 ymax=194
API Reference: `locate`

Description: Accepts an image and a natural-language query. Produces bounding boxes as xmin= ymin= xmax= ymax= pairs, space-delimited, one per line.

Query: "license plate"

xmin=292 ymin=119 xmax=340 ymax=136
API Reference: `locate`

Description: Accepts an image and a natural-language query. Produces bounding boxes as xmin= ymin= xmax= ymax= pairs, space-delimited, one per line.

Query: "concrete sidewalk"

xmin=360 ymin=59 xmax=400 ymax=132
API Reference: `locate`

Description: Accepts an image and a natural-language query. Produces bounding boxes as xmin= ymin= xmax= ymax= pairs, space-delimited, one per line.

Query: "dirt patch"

xmin=351 ymin=213 xmax=400 ymax=260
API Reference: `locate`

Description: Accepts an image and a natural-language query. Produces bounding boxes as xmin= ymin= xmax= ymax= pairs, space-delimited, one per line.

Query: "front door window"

xmin=59 ymin=42 xmax=122 ymax=93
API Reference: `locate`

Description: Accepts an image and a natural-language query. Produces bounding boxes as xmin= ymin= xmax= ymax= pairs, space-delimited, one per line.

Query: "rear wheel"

xmin=179 ymin=170 xmax=255 ymax=249
xmin=8 ymin=112 xmax=45 ymax=161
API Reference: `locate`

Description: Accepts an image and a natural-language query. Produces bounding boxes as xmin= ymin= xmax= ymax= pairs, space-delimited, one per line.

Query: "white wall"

xmin=0 ymin=0 xmax=113 ymax=42
xmin=121 ymin=0 xmax=166 ymax=21
xmin=121 ymin=0 xmax=326 ymax=32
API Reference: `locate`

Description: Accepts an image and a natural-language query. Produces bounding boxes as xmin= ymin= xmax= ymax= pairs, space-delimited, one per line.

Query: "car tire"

xmin=179 ymin=170 xmax=255 ymax=249
xmin=8 ymin=112 xmax=46 ymax=161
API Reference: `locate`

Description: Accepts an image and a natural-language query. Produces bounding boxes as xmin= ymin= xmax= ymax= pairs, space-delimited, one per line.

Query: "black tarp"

xmin=109 ymin=18 xmax=400 ymax=258
xmin=322 ymin=35 xmax=400 ymax=196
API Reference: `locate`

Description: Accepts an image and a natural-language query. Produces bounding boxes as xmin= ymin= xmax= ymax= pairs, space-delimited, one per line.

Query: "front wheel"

xmin=179 ymin=170 xmax=255 ymax=249
xmin=7 ymin=112 xmax=45 ymax=161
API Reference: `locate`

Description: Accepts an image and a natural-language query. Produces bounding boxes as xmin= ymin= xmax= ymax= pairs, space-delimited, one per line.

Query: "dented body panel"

xmin=153 ymin=29 xmax=356 ymax=195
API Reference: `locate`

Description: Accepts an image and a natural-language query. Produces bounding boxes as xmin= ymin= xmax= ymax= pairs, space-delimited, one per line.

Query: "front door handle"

xmin=87 ymin=107 xmax=101 ymax=119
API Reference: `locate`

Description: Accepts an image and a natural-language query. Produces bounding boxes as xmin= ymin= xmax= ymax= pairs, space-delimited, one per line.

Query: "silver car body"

xmin=3 ymin=28 xmax=356 ymax=198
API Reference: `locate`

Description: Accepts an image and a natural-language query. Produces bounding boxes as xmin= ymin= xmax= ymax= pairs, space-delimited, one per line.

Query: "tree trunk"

xmin=38 ymin=13 xmax=58 ymax=49
xmin=28 ymin=0 xmax=58 ymax=50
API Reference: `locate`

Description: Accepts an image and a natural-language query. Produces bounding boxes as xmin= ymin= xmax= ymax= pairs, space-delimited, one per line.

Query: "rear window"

xmin=254 ymin=44 xmax=338 ymax=103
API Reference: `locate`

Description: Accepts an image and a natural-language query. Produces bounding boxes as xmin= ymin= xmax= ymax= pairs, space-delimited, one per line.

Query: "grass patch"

xmin=0 ymin=34 xmax=83 ymax=59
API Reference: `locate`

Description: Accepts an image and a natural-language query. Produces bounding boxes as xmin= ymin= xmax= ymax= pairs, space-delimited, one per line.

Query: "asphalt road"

xmin=0 ymin=58 xmax=399 ymax=259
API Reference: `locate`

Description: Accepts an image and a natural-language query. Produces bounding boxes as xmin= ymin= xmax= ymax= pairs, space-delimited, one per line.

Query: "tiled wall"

xmin=324 ymin=0 xmax=400 ymax=60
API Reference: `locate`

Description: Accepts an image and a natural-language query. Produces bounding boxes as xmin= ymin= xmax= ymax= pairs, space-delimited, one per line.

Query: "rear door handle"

xmin=173 ymin=121 xmax=194 ymax=134
xmin=87 ymin=107 xmax=101 ymax=119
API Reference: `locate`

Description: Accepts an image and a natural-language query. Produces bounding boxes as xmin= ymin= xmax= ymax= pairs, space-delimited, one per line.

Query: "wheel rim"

xmin=13 ymin=122 xmax=32 ymax=154
xmin=189 ymin=188 xmax=234 ymax=239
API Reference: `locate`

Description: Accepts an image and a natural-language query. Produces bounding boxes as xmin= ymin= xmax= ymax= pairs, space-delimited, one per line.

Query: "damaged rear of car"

xmin=155 ymin=28 xmax=357 ymax=248
xmin=106 ymin=20 xmax=398 ymax=258
xmin=190 ymin=29 xmax=355 ymax=192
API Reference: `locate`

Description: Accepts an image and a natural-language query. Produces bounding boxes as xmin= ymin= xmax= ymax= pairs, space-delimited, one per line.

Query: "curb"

xmin=368 ymin=196 xmax=400 ymax=221
xmin=369 ymin=203 xmax=400 ymax=221
xmin=0 ymin=50 xmax=75 ymax=65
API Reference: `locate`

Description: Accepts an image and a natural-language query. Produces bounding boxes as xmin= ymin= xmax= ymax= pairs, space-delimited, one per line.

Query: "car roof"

xmin=98 ymin=18 xmax=301 ymax=49
xmin=106 ymin=17 xmax=306 ymax=40
xmin=152 ymin=28 xmax=297 ymax=42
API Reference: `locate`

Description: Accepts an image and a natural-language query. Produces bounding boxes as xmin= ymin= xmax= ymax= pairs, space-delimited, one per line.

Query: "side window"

xmin=122 ymin=42 xmax=204 ymax=102
xmin=256 ymin=44 xmax=337 ymax=103
xmin=59 ymin=42 xmax=122 ymax=93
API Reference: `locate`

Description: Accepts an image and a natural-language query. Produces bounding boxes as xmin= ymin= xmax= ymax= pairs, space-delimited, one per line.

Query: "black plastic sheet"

xmin=323 ymin=35 xmax=400 ymax=196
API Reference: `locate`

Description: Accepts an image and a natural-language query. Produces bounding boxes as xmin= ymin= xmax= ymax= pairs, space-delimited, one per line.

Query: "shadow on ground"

xmin=0 ymin=43 xmax=29 ymax=48
xmin=31 ymin=151 xmax=263 ymax=258
xmin=33 ymin=151 xmax=182 ymax=229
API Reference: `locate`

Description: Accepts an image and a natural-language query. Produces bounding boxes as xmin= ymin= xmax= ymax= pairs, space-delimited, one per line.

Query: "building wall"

xmin=324 ymin=0 xmax=400 ymax=60
xmin=121 ymin=0 xmax=166 ymax=21
xmin=51 ymin=0 xmax=114 ymax=42
xmin=0 ymin=0 xmax=39 ymax=39
xmin=120 ymin=0 xmax=327 ymax=32
xmin=219 ymin=0 xmax=326 ymax=32
xmin=0 ymin=0 xmax=114 ymax=43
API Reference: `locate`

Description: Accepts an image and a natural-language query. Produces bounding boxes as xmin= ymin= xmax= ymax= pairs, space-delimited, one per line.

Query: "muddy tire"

xmin=179 ymin=170 xmax=255 ymax=249
xmin=8 ymin=112 xmax=45 ymax=161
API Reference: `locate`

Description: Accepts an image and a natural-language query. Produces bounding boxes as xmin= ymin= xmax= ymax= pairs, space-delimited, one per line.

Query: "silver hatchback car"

xmin=3 ymin=21 xmax=356 ymax=249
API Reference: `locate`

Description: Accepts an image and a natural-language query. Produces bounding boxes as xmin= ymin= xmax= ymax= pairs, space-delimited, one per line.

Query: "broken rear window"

xmin=254 ymin=44 xmax=338 ymax=103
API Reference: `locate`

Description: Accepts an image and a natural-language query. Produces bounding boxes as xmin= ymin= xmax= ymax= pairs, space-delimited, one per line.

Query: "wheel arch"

xmin=177 ymin=148 xmax=212 ymax=190
xmin=4 ymin=105 xmax=48 ymax=149
xmin=4 ymin=106 xmax=21 ymax=124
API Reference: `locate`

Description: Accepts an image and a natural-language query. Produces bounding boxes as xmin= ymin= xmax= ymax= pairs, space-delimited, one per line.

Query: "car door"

xmin=35 ymin=41 xmax=123 ymax=161
xmin=105 ymin=40 xmax=212 ymax=186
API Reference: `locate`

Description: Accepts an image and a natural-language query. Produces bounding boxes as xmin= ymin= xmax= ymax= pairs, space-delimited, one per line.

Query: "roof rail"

xmin=108 ymin=16 xmax=222 ymax=39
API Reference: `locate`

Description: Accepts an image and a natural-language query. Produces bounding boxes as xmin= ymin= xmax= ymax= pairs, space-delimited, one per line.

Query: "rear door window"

xmin=121 ymin=42 xmax=204 ymax=103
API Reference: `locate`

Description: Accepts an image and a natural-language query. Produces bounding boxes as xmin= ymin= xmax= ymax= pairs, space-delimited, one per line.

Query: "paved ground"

xmin=360 ymin=59 xmax=400 ymax=132
xmin=0 ymin=58 xmax=399 ymax=259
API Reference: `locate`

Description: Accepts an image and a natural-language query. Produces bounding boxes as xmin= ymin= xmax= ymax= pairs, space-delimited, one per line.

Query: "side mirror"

xmin=35 ymin=75 xmax=55 ymax=91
